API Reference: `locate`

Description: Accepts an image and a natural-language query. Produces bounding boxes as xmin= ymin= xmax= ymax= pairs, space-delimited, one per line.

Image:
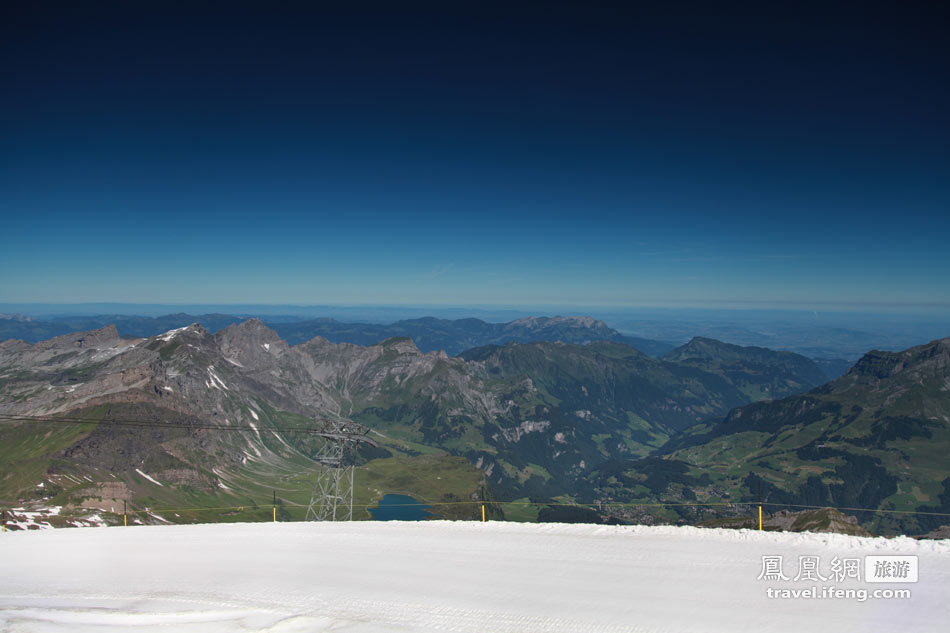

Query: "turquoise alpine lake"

xmin=369 ymin=494 xmax=433 ymax=521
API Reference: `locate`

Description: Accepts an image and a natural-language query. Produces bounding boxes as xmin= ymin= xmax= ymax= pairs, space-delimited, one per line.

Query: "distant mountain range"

xmin=659 ymin=337 xmax=829 ymax=400
xmin=0 ymin=312 xmax=860 ymax=380
xmin=272 ymin=315 xmax=675 ymax=357
xmin=0 ymin=313 xmax=675 ymax=358
xmin=2 ymin=317 xmax=944 ymax=535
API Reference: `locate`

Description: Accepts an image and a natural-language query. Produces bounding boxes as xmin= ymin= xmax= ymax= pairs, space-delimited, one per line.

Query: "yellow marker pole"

xmin=273 ymin=490 xmax=277 ymax=523
xmin=481 ymin=504 xmax=486 ymax=522
xmin=757 ymin=480 xmax=763 ymax=531
xmin=124 ymin=500 xmax=127 ymax=527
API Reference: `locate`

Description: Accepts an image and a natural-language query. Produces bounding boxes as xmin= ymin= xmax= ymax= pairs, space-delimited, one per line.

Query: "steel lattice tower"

xmin=306 ymin=418 xmax=376 ymax=521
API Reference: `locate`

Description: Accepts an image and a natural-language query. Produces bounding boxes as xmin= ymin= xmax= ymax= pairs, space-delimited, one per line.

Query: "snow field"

xmin=0 ymin=521 xmax=947 ymax=632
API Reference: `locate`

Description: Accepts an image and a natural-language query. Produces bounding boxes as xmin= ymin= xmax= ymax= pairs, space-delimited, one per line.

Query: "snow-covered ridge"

xmin=157 ymin=325 xmax=193 ymax=342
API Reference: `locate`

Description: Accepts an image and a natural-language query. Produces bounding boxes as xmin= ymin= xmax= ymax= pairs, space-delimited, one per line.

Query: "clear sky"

xmin=1 ymin=2 xmax=948 ymax=309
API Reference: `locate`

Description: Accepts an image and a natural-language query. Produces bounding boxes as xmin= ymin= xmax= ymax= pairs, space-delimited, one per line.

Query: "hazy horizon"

xmin=3 ymin=300 xmax=949 ymax=318
xmin=3 ymin=301 xmax=947 ymax=361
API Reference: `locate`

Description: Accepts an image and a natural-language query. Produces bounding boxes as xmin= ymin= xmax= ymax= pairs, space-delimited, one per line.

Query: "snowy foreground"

xmin=1 ymin=521 xmax=948 ymax=633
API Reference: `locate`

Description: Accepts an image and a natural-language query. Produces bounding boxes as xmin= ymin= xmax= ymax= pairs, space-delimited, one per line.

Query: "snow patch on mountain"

xmin=206 ymin=366 xmax=228 ymax=390
xmin=134 ymin=469 xmax=163 ymax=487
xmin=157 ymin=325 xmax=192 ymax=342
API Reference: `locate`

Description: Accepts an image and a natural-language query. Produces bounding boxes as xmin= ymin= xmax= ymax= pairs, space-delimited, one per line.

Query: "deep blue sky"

xmin=2 ymin=2 xmax=948 ymax=309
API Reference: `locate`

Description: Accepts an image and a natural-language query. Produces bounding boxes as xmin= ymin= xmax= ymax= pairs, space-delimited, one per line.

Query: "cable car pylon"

xmin=305 ymin=418 xmax=376 ymax=521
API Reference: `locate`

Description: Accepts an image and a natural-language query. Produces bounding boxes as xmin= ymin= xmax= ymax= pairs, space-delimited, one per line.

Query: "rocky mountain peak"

xmin=847 ymin=337 xmax=950 ymax=379
xmin=151 ymin=323 xmax=210 ymax=343
xmin=507 ymin=315 xmax=607 ymax=330
xmin=848 ymin=350 xmax=907 ymax=379
xmin=917 ymin=337 xmax=950 ymax=363
xmin=378 ymin=336 xmax=421 ymax=355
xmin=682 ymin=336 xmax=719 ymax=349
xmin=555 ymin=315 xmax=603 ymax=329
xmin=662 ymin=337 xmax=736 ymax=361
xmin=213 ymin=319 xmax=288 ymax=366
xmin=216 ymin=318 xmax=282 ymax=343
xmin=35 ymin=325 xmax=120 ymax=351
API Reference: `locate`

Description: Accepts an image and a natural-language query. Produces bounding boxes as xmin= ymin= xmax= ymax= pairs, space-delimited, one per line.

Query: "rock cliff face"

xmin=0 ymin=325 xmax=157 ymax=416
xmin=845 ymin=338 xmax=950 ymax=381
